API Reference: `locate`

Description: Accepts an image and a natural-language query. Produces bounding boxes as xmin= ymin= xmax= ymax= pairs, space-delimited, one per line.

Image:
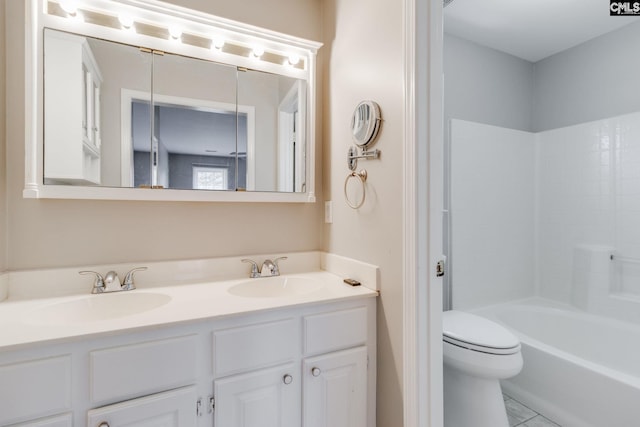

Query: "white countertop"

xmin=0 ymin=271 xmax=378 ymax=352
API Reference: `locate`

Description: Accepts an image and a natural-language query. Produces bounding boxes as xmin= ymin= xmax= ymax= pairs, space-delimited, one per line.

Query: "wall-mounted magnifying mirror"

xmin=350 ymin=100 xmax=381 ymax=147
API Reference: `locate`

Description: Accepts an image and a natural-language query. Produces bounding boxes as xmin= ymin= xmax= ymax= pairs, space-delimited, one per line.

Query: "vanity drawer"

xmin=0 ymin=355 xmax=72 ymax=425
xmin=9 ymin=413 xmax=72 ymax=427
xmin=213 ymin=318 xmax=298 ymax=377
xmin=303 ymin=307 xmax=368 ymax=356
xmin=90 ymin=335 xmax=197 ymax=404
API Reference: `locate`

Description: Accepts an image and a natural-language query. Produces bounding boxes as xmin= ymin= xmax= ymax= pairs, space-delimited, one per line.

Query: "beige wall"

xmin=322 ymin=0 xmax=404 ymax=425
xmin=0 ymin=0 xmax=6 ymax=272
xmin=5 ymin=0 xmax=323 ymax=270
xmin=168 ymin=0 xmax=322 ymax=42
xmin=4 ymin=1 xmax=405 ymax=426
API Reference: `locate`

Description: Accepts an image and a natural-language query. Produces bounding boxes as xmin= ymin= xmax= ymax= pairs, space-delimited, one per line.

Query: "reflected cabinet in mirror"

xmin=44 ymin=29 xmax=307 ymax=194
xmin=28 ymin=0 xmax=321 ymax=202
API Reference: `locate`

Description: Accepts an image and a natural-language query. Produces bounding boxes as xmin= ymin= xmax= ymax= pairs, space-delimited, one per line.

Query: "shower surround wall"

xmin=446 ymin=21 xmax=640 ymax=311
xmin=450 ymin=120 xmax=535 ymax=309
xmin=452 ymin=112 xmax=640 ymax=314
xmin=537 ymin=112 xmax=640 ymax=314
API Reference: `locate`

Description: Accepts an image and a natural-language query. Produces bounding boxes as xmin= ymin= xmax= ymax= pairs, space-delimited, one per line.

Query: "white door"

xmin=87 ymin=386 xmax=196 ymax=427
xmin=302 ymin=346 xmax=367 ymax=427
xmin=214 ymin=363 xmax=300 ymax=427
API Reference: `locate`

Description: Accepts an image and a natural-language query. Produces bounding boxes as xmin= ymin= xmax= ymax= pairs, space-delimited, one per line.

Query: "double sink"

xmin=25 ymin=276 xmax=326 ymax=325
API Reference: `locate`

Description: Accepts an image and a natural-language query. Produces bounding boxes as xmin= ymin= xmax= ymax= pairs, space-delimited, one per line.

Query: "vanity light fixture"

xmin=168 ymin=25 xmax=182 ymax=40
xmin=252 ymin=46 xmax=265 ymax=58
xmin=58 ymin=0 xmax=78 ymax=14
xmin=45 ymin=1 xmax=312 ymax=72
xmin=118 ymin=13 xmax=134 ymax=30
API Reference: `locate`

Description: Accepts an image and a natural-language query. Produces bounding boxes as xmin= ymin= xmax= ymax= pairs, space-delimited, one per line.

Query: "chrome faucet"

xmin=80 ymin=267 xmax=147 ymax=294
xmin=241 ymin=257 xmax=288 ymax=278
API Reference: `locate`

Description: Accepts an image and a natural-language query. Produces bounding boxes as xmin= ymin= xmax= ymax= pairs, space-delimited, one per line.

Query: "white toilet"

xmin=443 ymin=310 xmax=523 ymax=427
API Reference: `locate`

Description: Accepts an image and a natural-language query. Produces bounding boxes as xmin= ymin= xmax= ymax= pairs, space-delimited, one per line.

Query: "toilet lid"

xmin=443 ymin=311 xmax=520 ymax=355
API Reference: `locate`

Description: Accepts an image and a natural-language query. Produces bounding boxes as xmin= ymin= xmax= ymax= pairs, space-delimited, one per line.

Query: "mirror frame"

xmin=351 ymin=100 xmax=382 ymax=147
xmin=24 ymin=0 xmax=322 ymax=202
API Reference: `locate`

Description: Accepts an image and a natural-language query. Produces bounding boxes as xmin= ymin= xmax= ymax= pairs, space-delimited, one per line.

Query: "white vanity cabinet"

xmin=212 ymin=317 xmax=301 ymax=427
xmin=0 ymin=354 xmax=72 ymax=426
xmin=303 ymin=347 xmax=368 ymax=427
xmin=44 ymin=29 xmax=102 ymax=185
xmin=212 ymin=304 xmax=373 ymax=427
xmin=300 ymin=307 xmax=370 ymax=427
xmin=214 ymin=363 xmax=300 ymax=427
xmin=0 ymin=297 xmax=376 ymax=427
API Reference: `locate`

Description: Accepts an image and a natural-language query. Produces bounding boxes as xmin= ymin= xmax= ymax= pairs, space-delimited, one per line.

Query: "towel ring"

xmin=344 ymin=170 xmax=368 ymax=209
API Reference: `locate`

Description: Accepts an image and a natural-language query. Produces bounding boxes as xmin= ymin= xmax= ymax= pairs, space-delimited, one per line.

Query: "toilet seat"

xmin=443 ymin=311 xmax=520 ymax=355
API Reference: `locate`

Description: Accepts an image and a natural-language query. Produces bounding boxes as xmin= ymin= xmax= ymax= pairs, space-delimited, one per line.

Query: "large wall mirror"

xmin=26 ymin=0 xmax=321 ymax=202
xmin=44 ymin=29 xmax=307 ymax=194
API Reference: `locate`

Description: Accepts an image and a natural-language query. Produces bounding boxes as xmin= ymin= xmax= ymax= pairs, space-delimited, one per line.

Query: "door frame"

xmin=120 ymin=90 xmax=255 ymax=188
xmin=403 ymin=0 xmax=444 ymax=426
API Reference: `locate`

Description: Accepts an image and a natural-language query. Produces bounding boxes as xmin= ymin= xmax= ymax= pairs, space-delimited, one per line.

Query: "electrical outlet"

xmin=325 ymin=201 xmax=333 ymax=224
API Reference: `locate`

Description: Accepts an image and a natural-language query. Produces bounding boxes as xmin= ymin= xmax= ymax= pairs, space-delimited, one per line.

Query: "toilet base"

xmin=444 ymin=364 xmax=509 ymax=427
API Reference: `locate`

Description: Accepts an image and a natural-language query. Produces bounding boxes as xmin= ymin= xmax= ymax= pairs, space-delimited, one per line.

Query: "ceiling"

xmin=444 ymin=0 xmax=639 ymax=62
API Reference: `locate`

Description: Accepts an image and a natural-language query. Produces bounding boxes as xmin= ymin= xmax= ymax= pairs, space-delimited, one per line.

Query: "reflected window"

xmin=193 ymin=166 xmax=228 ymax=190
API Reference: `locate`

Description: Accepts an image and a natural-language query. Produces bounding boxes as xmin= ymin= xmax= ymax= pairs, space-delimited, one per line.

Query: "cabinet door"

xmin=87 ymin=386 xmax=196 ymax=427
xmin=303 ymin=347 xmax=367 ymax=427
xmin=214 ymin=363 xmax=300 ymax=427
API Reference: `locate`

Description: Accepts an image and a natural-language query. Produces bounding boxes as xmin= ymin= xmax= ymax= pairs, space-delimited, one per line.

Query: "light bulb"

xmin=168 ymin=25 xmax=182 ymax=40
xmin=288 ymin=54 xmax=300 ymax=66
xmin=252 ymin=46 xmax=264 ymax=58
xmin=71 ymin=10 xmax=84 ymax=22
xmin=118 ymin=13 xmax=134 ymax=29
xmin=212 ymin=37 xmax=225 ymax=50
xmin=59 ymin=0 xmax=78 ymax=14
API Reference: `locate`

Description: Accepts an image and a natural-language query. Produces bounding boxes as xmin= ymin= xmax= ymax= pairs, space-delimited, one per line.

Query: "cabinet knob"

xmin=283 ymin=374 xmax=293 ymax=385
xmin=312 ymin=367 xmax=321 ymax=377
xmin=98 ymin=423 xmax=109 ymax=427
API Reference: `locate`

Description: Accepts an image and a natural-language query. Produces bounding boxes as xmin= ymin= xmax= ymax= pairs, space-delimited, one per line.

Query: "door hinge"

xmin=197 ymin=396 xmax=215 ymax=416
xmin=367 ymin=355 xmax=370 ymax=369
xmin=436 ymin=260 xmax=445 ymax=278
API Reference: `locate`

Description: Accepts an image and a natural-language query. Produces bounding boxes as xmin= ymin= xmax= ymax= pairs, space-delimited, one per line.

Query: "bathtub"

xmin=474 ymin=299 xmax=640 ymax=427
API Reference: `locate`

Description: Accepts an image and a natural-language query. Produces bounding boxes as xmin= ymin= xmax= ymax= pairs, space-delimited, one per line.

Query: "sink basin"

xmin=26 ymin=292 xmax=172 ymax=325
xmin=228 ymin=276 xmax=324 ymax=298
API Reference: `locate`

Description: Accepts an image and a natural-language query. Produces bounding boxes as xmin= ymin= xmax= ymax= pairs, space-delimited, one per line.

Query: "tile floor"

xmin=503 ymin=394 xmax=560 ymax=427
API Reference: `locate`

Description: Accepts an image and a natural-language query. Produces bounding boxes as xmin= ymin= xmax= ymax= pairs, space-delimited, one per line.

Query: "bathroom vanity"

xmin=0 ymin=255 xmax=378 ymax=427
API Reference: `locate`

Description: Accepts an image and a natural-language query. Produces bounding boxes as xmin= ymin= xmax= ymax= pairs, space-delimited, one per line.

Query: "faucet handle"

xmin=241 ymin=259 xmax=260 ymax=278
xmin=273 ymin=257 xmax=288 ymax=275
xmin=123 ymin=267 xmax=147 ymax=290
xmin=79 ymin=271 xmax=106 ymax=294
